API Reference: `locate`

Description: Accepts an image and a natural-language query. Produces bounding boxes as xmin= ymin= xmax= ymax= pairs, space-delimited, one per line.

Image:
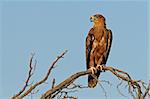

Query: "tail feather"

xmin=88 ymin=71 xmax=100 ymax=88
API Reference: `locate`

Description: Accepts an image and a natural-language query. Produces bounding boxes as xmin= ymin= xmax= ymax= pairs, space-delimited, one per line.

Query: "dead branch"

xmin=11 ymin=50 xmax=149 ymax=99
xmin=11 ymin=54 xmax=35 ymax=99
xmin=41 ymin=66 xmax=149 ymax=99
xmin=11 ymin=50 xmax=67 ymax=99
xmin=40 ymin=70 xmax=90 ymax=99
xmin=142 ymin=82 xmax=150 ymax=99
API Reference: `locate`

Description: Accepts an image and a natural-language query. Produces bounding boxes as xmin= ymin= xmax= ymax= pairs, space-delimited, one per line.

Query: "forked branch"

xmin=11 ymin=50 xmax=67 ymax=99
xmin=40 ymin=65 xmax=149 ymax=99
xmin=11 ymin=51 xmax=150 ymax=99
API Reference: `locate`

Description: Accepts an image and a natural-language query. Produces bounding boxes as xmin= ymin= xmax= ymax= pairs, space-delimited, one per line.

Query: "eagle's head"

xmin=90 ymin=14 xmax=106 ymax=27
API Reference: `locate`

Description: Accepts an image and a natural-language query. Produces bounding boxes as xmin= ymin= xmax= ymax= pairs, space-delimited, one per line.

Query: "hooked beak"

xmin=90 ymin=16 xmax=95 ymax=22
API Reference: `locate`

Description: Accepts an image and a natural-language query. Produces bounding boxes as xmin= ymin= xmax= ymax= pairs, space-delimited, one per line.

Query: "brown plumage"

xmin=86 ymin=14 xmax=112 ymax=88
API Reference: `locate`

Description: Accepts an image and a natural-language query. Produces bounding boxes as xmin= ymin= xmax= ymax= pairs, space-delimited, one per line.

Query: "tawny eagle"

xmin=86 ymin=14 xmax=112 ymax=88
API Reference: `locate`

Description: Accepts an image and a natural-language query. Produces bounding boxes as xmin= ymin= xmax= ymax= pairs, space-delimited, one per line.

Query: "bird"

xmin=86 ymin=14 xmax=112 ymax=88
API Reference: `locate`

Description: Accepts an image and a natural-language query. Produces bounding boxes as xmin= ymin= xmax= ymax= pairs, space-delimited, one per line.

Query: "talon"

xmin=89 ymin=67 xmax=97 ymax=74
xmin=96 ymin=65 xmax=103 ymax=71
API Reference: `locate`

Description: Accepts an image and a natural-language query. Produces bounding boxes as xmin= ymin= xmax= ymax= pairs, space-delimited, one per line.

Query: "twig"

xmin=52 ymin=78 xmax=56 ymax=89
xmin=11 ymin=54 xmax=35 ymax=99
xmin=40 ymin=70 xmax=90 ymax=99
xmin=98 ymin=83 xmax=107 ymax=99
xmin=19 ymin=50 xmax=68 ymax=98
xmin=117 ymin=80 xmax=127 ymax=97
xmin=12 ymin=50 xmax=67 ymax=99
xmin=142 ymin=83 xmax=150 ymax=99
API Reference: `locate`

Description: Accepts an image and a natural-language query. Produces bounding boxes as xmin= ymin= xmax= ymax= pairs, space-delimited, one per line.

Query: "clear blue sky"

xmin=1 ymin=0 xmax=149 ymax=99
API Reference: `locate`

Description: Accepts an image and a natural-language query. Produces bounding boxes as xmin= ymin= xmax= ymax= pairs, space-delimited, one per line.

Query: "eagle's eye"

xmin=94 ymin=15 xmax=99 ymax=18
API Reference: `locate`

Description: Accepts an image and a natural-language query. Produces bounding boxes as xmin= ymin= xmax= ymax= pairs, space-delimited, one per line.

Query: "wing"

xmin=86 ymin=28 xmax=94 ymax=69
xmin=104 ymin=29 xmax=113 ymax=62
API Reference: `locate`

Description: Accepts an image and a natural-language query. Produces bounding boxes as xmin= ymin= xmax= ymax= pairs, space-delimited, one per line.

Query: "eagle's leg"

xmin=89 ymin=67 xmax=97 ymax=74
xmin=96 ymin=65 xmax=104 ymax=71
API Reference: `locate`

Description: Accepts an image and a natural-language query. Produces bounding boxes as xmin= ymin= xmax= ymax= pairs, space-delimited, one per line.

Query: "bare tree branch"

xmin=142 ymin=82 xmax=150 ymax=99
xmin=11 ymin=54 xmax=35 ymax=99
xmin=51 ymin=79 xmax=56 ymax=89
xmin=40 ymin=70 xmax=90 ymax=99
xmin=11 ymin=50 xmax=67 ymax=99
xmin=11 ymin=51 xmax=149 ymax=99
xmin=40 ymin=66 xmax=149 ymax=99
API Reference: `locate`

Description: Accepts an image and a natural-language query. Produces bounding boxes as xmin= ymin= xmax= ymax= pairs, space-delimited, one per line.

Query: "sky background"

xmin=0 ymin=0 xmax=149 ymax=99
